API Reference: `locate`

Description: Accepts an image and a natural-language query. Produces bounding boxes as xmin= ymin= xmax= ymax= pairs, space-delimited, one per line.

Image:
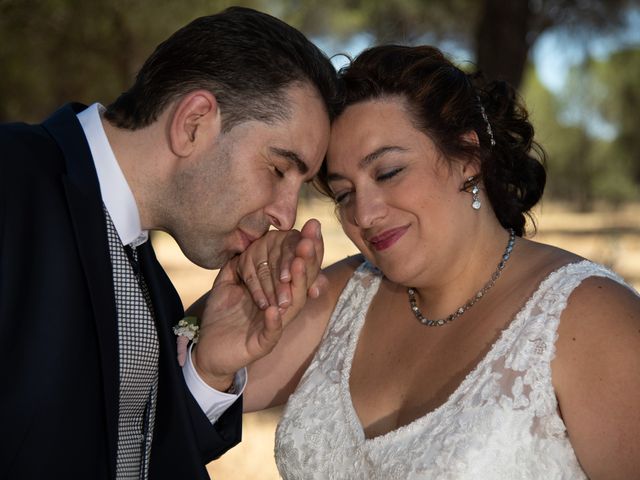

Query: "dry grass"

xmin=152 ymin=200 xmax=640 ymax=480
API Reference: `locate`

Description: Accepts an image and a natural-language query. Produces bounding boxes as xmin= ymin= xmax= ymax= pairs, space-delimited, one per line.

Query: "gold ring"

xmin=256 ymin=260 xmax=270 ymax=270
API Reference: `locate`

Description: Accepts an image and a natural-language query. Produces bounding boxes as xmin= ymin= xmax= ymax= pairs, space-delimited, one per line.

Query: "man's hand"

xmin=190 ymin=219 xmax=326 ymax=391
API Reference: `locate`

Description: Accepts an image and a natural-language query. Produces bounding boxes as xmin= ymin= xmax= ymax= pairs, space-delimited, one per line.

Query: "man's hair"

xmin=104 ymin=7 xmax=340 ymax=132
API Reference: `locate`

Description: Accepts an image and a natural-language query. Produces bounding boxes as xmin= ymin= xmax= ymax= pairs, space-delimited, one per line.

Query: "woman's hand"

xmin=188 ymin=218 xmax=327 ymax=390
xmin=235 ymin=218 xmax=326 ymax=313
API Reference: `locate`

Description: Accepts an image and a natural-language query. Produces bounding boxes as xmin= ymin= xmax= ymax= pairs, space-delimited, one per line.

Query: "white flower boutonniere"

xmin=173 ymin=316 xmax=200 ymax=367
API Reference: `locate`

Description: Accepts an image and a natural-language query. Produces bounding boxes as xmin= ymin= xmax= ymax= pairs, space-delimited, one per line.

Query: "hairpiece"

xmin=477 ymin=96 xmax=496 ymax=147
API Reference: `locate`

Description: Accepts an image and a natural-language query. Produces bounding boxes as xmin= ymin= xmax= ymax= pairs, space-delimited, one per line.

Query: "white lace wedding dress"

xmin=275 ymin=260 xmax=632 ymax=479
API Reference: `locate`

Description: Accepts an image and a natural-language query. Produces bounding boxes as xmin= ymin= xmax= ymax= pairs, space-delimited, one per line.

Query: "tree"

xmin=0 ymin=0 xmax=268 ymax=122
xmin=588 ymin=47 xmax=640 ymax=185
xmin=280 ymin=0 xmax=638 ymax=88
xmin=522 ymin=50 xmax=640 ymax=208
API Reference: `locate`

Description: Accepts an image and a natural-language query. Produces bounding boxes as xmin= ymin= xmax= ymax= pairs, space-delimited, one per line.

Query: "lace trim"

xmin=275 ymin=259 xmax=634 ymax=479
xmin=332 ymin=260 xmax=630 ymax=445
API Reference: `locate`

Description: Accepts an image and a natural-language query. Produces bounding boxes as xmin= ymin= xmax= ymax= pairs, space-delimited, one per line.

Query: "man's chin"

xmin=180 ymin=248 xmax=230 ymax=270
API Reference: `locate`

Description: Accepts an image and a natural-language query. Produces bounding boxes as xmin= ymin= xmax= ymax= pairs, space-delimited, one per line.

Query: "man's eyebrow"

xmin=326 ymin=145 xmax=408 ymax=183
xmin=270 ymin=147 xmax=309 ymax=175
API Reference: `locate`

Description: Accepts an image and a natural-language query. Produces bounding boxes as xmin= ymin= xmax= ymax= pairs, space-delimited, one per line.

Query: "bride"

xmin=216 ymin=45 xmax=640 ymax=479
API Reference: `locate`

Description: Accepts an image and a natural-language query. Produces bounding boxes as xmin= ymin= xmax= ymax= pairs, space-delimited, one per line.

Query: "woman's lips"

xmin=368 ymin=226 xmax=409 ymax=251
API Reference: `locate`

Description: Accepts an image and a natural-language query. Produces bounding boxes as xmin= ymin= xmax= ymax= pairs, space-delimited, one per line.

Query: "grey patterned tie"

xmin=104 ymin=207 xmax=160 ymax=480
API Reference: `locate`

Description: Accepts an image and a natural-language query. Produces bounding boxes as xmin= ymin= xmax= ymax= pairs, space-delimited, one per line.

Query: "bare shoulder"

xmin=553 ymin=273 xmax=640 ymax=479
xmin=514 ymin=236 xmax=585 ymax=274
xmin=554 ymin=273 xmax=640 ymax=392
xmin=558 ymin=273 xmax=639 ymax=342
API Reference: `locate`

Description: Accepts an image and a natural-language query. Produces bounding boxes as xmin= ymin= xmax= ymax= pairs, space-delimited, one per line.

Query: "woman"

xmin=233 ymin=45 xmax=640 ymax=479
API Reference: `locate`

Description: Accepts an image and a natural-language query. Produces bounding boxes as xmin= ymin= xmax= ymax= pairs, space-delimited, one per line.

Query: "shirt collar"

xmin=77 ymin=103 xmax=148 ymax=247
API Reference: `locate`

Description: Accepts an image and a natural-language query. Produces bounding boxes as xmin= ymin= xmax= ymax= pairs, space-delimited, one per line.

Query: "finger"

xmin=274 ymin=234 xmax=301 ymax=308
xmin=281 ymin=257 xmax=309 ymax=326
xmin=176 ymin=336 xmax=190 ymax=367
xmin=255 ymin=259 xmax=278 ymax=307
xmin=294 ymin=237 xmax=323 ymax=290
xmin=277 ymin=230 xmax=301 ymax=283
xmin=308 ymin=272 xmax=329 ymax=299
xmin=255 ymin=305 xmax=284 ymax=356
xmin=274 ymin=274 xmax=292 ymax=309
xmin=298 ymin=220 xmax=324 ymax=283
xmin=300 ymin=219 xmax=324 ymax=266
xmin=238 ymin=260 xmax=272 ymax=309
xmin=249 ymin=232 xmax=289 ymax=308
xmin=236 ymin=244 xmax=273 ymax=309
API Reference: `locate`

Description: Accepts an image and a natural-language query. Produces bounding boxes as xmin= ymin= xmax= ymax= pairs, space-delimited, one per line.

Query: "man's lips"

xmin=237 ymin=229 xmax=257 ymax=252
xmin=367 ymin=226 xmax=409 ymax=251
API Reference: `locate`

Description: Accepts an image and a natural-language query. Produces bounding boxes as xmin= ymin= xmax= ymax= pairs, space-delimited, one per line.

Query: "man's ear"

xmin=168 ymin=90 xmax=221 ymax=157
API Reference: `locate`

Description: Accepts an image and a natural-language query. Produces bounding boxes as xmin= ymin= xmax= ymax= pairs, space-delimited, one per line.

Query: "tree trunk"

xmin=475 ymin=0 xmax=531 ymax=88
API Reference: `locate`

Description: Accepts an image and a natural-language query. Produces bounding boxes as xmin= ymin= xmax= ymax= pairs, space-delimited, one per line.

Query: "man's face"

xmin=166 ymin=83 xmax=330 ymax=269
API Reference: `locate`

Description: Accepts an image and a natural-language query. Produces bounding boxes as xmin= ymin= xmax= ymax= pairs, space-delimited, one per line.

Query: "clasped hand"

xmin=190 ymin=219 xmax=326 ymax=391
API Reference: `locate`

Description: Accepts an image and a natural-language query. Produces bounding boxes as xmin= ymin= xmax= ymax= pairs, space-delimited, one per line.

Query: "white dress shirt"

xmin=77 ymin=103 xmax=245 ymax=423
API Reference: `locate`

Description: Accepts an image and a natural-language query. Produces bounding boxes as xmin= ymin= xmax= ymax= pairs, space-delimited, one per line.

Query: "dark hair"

xmin=104 ymin=7 xmax=340 ymax=132
xmin=315 ymin=45 xmax=546 ymax=236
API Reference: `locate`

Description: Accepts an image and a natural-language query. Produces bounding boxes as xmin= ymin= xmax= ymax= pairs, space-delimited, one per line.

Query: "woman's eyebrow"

xmin=358 ymin=145 xmax=407 ymax=169
xmin=327 ymin=145 xmax=408 ymax=182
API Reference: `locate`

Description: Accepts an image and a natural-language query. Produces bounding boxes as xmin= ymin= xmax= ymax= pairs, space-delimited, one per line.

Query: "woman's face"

xmin=326 ymin=97 xmax=479 ymax=286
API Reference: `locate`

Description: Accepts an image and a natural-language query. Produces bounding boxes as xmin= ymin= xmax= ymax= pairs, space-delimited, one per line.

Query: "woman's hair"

xmin=315 ymin=45 xmax=546 ymax=236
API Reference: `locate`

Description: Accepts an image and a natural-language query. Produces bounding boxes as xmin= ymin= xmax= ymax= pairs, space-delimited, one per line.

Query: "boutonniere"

xmin=173 ymin=316 xmax=200 ymax=367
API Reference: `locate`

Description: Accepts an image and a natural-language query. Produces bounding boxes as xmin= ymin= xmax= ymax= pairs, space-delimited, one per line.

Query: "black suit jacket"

xmin=0 ymin=104 xmax=241 ymax=479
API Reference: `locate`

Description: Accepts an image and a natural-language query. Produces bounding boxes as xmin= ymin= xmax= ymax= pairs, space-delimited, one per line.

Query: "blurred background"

xmin=2 ymin=0 xmax=638 ymax=477
xmin=2 ymin=0 xmax=640 ymax=208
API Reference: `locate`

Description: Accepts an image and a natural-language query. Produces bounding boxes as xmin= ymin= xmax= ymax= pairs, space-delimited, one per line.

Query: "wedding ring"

xmin=256 ymin=260 xmax=270 ymax=270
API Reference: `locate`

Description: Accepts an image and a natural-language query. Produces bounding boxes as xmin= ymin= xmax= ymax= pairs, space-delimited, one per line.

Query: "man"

xmin=0 ymin=6 xmax=338 ymax=479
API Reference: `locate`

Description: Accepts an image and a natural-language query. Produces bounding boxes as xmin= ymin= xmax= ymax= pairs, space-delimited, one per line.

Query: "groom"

xmin=0 ymin=7 xmax=337 ymax=480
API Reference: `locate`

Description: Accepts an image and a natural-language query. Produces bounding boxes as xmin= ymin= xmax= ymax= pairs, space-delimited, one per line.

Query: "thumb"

xmin=300 ymin=218 xmax=321 ymax=240
xmin=299 ymin=219 xmax=323 ymax=263
xmin=257 ymin=305 xmax=284 ymax=354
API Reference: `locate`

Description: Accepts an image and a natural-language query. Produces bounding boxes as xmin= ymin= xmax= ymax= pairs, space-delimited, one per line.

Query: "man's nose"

xmin=265 ymin=189 xmax=298 ymax=231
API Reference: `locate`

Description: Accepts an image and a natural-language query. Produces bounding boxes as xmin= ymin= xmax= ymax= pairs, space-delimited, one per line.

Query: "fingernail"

xmin=258 ymin=299 xmax=268 ymax=309
xmin=278 ymin=292 xmax=291 ymax=307
xmin=310 ymin=286 xmax=320 ymax=298
xmin=280 ymin=269 xmax=290 ymax=281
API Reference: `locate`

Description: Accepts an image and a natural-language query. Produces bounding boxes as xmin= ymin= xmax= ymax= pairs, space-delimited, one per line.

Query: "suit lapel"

xmin=43 ymin=104 xmax=119 ymax=477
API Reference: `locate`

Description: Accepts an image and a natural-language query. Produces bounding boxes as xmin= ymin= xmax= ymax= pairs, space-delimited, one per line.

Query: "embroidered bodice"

xmin=275 ymin=260 xmax=631 ymax=479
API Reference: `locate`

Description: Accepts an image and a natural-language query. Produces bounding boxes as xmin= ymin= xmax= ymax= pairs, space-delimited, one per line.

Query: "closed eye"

xmin=377 ymin=167 xmax=403 ymax=181
xmin=334 ymin=190 xmax=351 ymax=205
xmin=271 ymin=165 xmax=285 ymax=178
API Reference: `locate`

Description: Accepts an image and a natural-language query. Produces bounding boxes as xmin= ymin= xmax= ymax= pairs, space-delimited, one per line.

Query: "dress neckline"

xmin=339 ymin=259 xmax=595 ymax=446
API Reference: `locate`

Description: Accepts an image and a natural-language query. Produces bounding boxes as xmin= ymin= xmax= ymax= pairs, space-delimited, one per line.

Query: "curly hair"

xmin=315 ymin=45 xmax=546 ymax=236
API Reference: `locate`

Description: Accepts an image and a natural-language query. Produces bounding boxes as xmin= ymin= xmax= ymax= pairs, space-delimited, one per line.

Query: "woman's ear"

xmin=168 ymin=90 xmax=221 ymax=157
xmin=460 ymin=130 xmax=481 ymax=178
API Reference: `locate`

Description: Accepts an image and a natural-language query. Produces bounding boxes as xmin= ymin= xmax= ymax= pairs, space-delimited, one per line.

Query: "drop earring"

xmin=469 ymin=176 xmax=481 ymax=210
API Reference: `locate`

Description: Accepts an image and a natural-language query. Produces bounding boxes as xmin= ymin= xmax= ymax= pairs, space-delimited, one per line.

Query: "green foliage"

xmin=1 ymin=0 xmax=638 ymax=207
xmin=0 ymin=0 xmax=269 ymax=122
xmin=522 ymin=50 xmax=640 ymax=209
